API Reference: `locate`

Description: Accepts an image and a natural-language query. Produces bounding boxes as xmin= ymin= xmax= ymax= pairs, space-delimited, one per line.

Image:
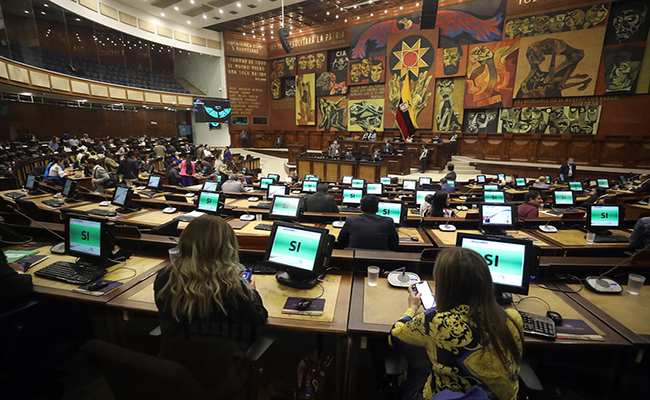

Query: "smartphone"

xmin=413 ymin=281 xmax=436 ymax=310
xmin=241 ymin=267 xmax=252 ymax=282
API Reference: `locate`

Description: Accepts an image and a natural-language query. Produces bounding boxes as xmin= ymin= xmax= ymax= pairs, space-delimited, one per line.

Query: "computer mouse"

xmin=240 ymin=214 xmax=255 ymax=221
xmin=546 ymin=310 xmax=562 ymax=325
xmin=411 ymin=237 xmax=419 ymax=242
xmin=296 ymin=299 xmax=312 ymax=311
xmin=162 ymin=207 xmax=177 ymax=214
xmin=248 ymin=196 xmax=260 ymax=202
xmin=99 ymin=201 xmax=110 ymax=207
xmin=88 ymin=281 xmax=109 ymax=291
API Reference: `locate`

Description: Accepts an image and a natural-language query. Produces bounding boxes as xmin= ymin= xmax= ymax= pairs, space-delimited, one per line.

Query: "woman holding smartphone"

xmin=390 ymin=247 xmax=523 ymax=400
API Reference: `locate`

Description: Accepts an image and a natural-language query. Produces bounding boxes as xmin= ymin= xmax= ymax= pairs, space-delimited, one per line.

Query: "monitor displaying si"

xmin=302 ymin=180 xmax=317 ymax=193
xmin=307 ymin=176 xmax=320 ymax=182
xmin=193 ymin=98 xmax=231 ymax=123
xmin=419 ymin=177 xmax=432 ymax=186
xmin=267 ymin=174 xmax=280 ymax=182
xmin=202 ymin=181 xmax=219 ymax=192
xmin=62 ymin=179 xmax=77 ymax=198
xmin=569 ymin=181 xmax=583 ymax=191
xmin=415 ymin=190 xmax=437 ymax=205
xmin=380 ymin=177 xmax=391 ymax=185
xmin=497 ymin=173 xmax=506 ymax=183
xmin=447 ymin=180 xmax=455 ymax=187
xmin=267 ymin=184 xmax=289 ymax=199
xmin=147 ymin=175 xmax=163 ymax=190
xmin=587 ymin=205 xmax=623 ymax=233
xmin=484 ymin=184 xmax=499 ymax=191
xmin=553 ymin=191 xmax=575 ymax=207
xmin=515 ymin=178 xmax=527 ymax=187
xmin=479 ymin=203 xmax=516 ymax=235
xmin=341 ymin=188 xmax=363 ymax=205
xmin=270 ymin=195 xmax=303 ymax=220
xmin=597 ymin=179 xmax=609 ymax=189
xmin=111 ymin=186 xmax=133 ymax=208
xmin=476 ymin=175 xmax=486 ymax=184
xmin=341 ymin=176 xmax=353 ymax=185
xmin=402 ymin=180 xmax=417 ymax=191
xmin=351 ymin=178 xmax=365 ymax=189
xmin=484 ymin=191 xmax=506 ymax=204
xmin=25 ymin=174 xmax=38 ymax=191
xmin=260 ymin=178 xmax=274 ymax=189
xmin=378 ymin=201 xmax=406 ymax=225
xmin=264 ymin=222 xmax=334 ymax=289
xmin=65 ymin=214 xmax=114 ymax=267
xmin=366 ymin=183 xmax=383 ymax=195
xmin=457 ymin=232 xmax=537 ymax=302
xmin=305 ymin=174 xmax=316 ymax=181
xmin=545 ymin=176 xmax=552 ymax=185
xmin=197 ymin=191 xmax=223 ymax=213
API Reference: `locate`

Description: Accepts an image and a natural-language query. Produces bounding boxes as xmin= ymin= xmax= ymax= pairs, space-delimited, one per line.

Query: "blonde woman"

xmin=154 ymin=215 xmax=267 ymax=397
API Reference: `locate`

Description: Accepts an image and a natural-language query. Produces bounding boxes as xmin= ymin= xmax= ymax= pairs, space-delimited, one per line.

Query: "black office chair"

xmin=14 ymin=199 xmax=48 ymax=222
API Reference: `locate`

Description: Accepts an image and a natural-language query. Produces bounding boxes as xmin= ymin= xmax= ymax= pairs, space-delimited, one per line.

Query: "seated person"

xmin=0 ymin=251 xmax=33 ymax=313
xmin=305 ymin=183 xmax=339 ymax=213
xmin=630 ymin=216 xmax=650 ymax=248
xmin=440 ymin=178 xmax=455 ymax=194
xmin=371 ymin=149 xmax=382 ymax=162
xmin=155 ymin=215 xmax=268 ymax=398
xmin=221 ymin=174 xmax=245 ymax=192
xmin=530 ymin=176 xmax=550 ymax=190
xmin=167 ymin=162 xmax=181 ymax=186
xmin=390 ymin=247 xmax=522 ymax=400
xmin=337 ymin=195 xmax=398 ymax=250
xmin=517 ymin=190 xmax=542 ymax=219
xmin=442 ymin=163 xmax=456 ymax=182
xmin=421 ymin=192 xmax=457 ymax=218
xmin=629 ymin=173 xmax=650 ymax=193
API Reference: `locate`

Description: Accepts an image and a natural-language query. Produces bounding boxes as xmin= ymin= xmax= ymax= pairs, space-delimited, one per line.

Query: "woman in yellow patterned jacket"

xmin=390 ymin=247 xmax=523 ymax=400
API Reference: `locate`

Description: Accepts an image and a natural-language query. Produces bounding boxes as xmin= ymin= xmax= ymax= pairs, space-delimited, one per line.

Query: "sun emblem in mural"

xmin=390 ymin=36 xmax=434 ymax=80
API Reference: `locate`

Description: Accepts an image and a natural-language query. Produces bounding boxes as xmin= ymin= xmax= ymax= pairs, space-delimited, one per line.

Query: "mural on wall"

xmin=596 ymin=43 xmax=646 ymax=95
xmin=434 ymin=45 xmax=469 ymax=77
xmin=386 ymin=32 xmax=436 ymax=129
xmin=514 ymin=27 xmax=606 ymax=99
xmin=283 ymin=77 xmax=295 ymax=98
xmin=295 ymin=74 xmax=316 ymax=125
xmin=434 ymin=77 xmax=465 ymax=132
xmin=437 ymin=0 xmax=507 ymax=48
xmin=348 ymin=98 xmax=385 ymax=131
xmin=347 ymin=56 xmax=386 ymax=85
xmin=350 ymin=14 xmax=420 ymax=59
xmin=498 ymin=105 xmax=601 ymax=135
xmin=318 ymin=96 xmax=348 ymax=131
xmin=465 ymin=39 xmax=519 ymax=108
xmin=504 ymin=3 xmax=609 ymax=40
xmin=297 ymin=52 xmax=328 ymax=74
xmin=604 ymin=1 xmax=650 ymax=45
xmin=271 ymin=57 xmax=297 ymax=99
xmin=315 ymin=48 xmax=349 ymax=96
xmin=462 ymin=108 xmax=499 ymax=133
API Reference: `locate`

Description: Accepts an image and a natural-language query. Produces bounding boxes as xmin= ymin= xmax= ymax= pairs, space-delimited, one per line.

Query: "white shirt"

xmin=49 ymin=164 xmax=66 ymax=178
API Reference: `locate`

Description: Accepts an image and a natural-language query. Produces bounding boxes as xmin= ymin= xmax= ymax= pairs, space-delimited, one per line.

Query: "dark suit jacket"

xmin=632 ymin=179 xmax=650 ymax=193
xmin=559 ymin=163 xmax=576 ymax=181
xmin=338 ymin=213 xmax=399 ymax=250
xmin=0 ymin=252 xmax=33 ymax=312
xmin=117 ymin=157 xmax=139 ymax=179
xmin=305 ymin=193 xmax=339 ymax=213
xmin=443 ymin=171 xmax=457 ymax=181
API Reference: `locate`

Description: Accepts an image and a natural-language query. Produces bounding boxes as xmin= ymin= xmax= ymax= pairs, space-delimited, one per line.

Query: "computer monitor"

xmin=302 ymin=180 xmax=317 ymax=193
xmin=147 ymin=164 xmax=155 ymax=174
xmin=545 ymin=176 xmax=552 ymax=184
xmin=457 ymin=232 xmax=537 ymax=303
xmin=341 ymin=188 xmax=363 ymax=206
xmin=479 ymin=203 xmax=516 ymax=236
xmin=111 ymin=186 xmax=133 ymax=209
xmin=305 ymin=174 xmax=316 ymax=181
xmin=419 ymin=177 xmax=432 ymax=186
xmin=484 ymin=184 xmax=499 ymax=191
xmin=402 ymin=180 xmax=417 ymax=191
xmin=351 ymin=178 xmax=365 ymax=189
xmin=307 ymin=176 xmax=320 ymax=182
xmin=569 ymin=181 xmax=583 ymax=191
xmin=476 ymin=175 xmax=486 ymax=184
xmin=484 ymin=191 xmax=506 ymax=204
xmin=377 ymin=201 xmax=406 ymax=225
xmin=619 ymin=175 xmax=628 ymax=185
xmin=415 ymin=190 xmax=437 ymax=205
xmin=380 ymin=177 xmax=391 ymax=185
xmin=447 ymin=180 xmax=455 ymax=187
xmin=147 ymin=175 xmax=163 ymax=190
xmin=341 ymin=176 xmax=353 ymax=185
xmin=264 ymin=222 xmax=334 ymax=289
xmin=587 ymin=204 xmax=623 ymax=234
xmin=25 ymin=174 xmax=38 ymax=192
xmin=65 ymin=214 xmax=114 ymax=267
xmin=260 ymin=177 xmax=274 ymax=189
xmin=497 ymin=173 xmax=506 ymax=183
xmin=267 ymin=174 xmax=280 ymax=182
xmin=267 ymin=184 xmax=289 ymax=199
xmin=366 ymin=183 xmax=383 ymax=195
xmin=553 ymin=191 xmax=576 ymax=208
xmin=270 ymin=195 xmax=303 ymax=220
xmin=597 ymin=179 xmax=609 ymax=189
xmin=196 ymin=191 xmax=224 ymax=213
xmin=515 ymin=178 xmax=527 ymax=187
xmin=62 ymin=179 xmax=77 ymax=198
xmin=202 ymin=181 xmax=220 ymax=192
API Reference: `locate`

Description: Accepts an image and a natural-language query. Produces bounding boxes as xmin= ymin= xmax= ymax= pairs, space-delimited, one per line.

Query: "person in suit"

xmin=338 ymin=195 xmax=398 ymax=250
xmin=559 ymin=157 xmax=576 ymax=182
xmin=443 ymin=163 xmax=457 ymax=182
xmin=117 ymin=151 xmax=139 ymax=186
xmin=384 ymin=139 xmax=394 ymax=154
xmin=0 ymin=251 xmax=33 ymax=309
xmin=440 ymin=178 xmax=455 ymax=194
xmin=328 ymin=140 xmax=341 ymax=157
xmin=305 ymin=183 xmax=339 ymax=213
xmin=419 ymin=145 xmax=429 ymax=173
xmin=629 ymin=173 xmax=650 ymax=193
xmin=88 ymin=158 xmax=112 ymax=193
xmin=221 ymin=174 xmax=245 ymax=192
xmin=629 ymin=216 xmax=650 ymax=248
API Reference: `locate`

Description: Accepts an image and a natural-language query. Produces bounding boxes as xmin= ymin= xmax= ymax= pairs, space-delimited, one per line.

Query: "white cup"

xmin=471 ymin=204 xmax=478 ymax=211
xmin=168 ymin=247 xmax=180 ymax=265
xmin=585 ymin=232 xmax=596 ymax=245
xmin=626 ymin=274 xmax=645 ymax=295
xmin=256 ymin=214 xmax=263 ymax=222
xmin=367 ymin=266 xmax=380 ymax=287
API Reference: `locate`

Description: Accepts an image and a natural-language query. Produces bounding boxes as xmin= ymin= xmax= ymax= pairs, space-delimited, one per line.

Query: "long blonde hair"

xmin=156 ymin=214 xmax=249 ymax=322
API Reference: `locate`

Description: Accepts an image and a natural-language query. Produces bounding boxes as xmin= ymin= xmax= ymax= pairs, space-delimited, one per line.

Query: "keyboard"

xmin=593 ymin=235 xmax=629 ymax=243
xmin=43 ymin=199 xmax=64 ymax=207
xmin=250 ymin=202 xmax=272 ymax=209
xmin=410 ymin=208 xmax=420 ymax=215
xmin=88 ymin=209 xmax=117 ymax=217
xmin=138 ymin=190 xmax=155 ymax=198
xmin=339 ymin=207 xmax=360 ymax=213
xmin=519 ymin=311 xmax=556 ymax=340
xmin=35 ymin=261 xmax=107 ymax=285
xmin=174 ymin=211 xmax=205 ymax=223
xmin=254 ymin=223 xmax=273 ymax=231
xmin=4 ymin=192 xmax=26 ymax=200
xmin=239 ymin=256 xmax=277 ymax=275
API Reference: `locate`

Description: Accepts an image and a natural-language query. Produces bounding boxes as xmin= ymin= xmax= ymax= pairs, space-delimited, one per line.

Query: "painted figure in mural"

xmin=584 ymin=4 xmax=609 ymax=28
xmin=271 ymin=78 xmax=281 ymax=99
xmin=297 ymin=79 xmax=313 ymax=124
xmin=350 ymin=101 xmax=384 ymax=131
xmin=466 ymin=41 xmax=517 ymax=106
xmin=316 ymin=53 xmax=326 ymax=69
xmin=516 ymin=38 xmax=591 ymax=98
xmin=436 ymin=79 xmax=462 ymax=132
xmin=351 ymin=17 xmax=416 ymax=59
xmin=318 ymin=98 xmax=347 ymax=131
xmin=307 ymin=54 xmax=317 ymax=70
xmin=442 ymin=46 xmax=464 ymax=75
xmin=298 ymin=56 xmax=308 ymax=70
xmin=465 ymin=110 xmax=497 ymax=133
xmin=437 ymin=9 xmax=504 ymax=43
xmin=361 ymin=58 xmax=371 ymax=79
xmin=370 ymin=59 xmax=384 ymax=83
xmin=285 ymin=56 xmax=296 ymax=71
xmin=349 ymin=60 xmax=363 ymax=83
xmin=611 ymin=3 xmax=648 ymax=43
xmin=607 ymin=58 xmax=639 ymax=92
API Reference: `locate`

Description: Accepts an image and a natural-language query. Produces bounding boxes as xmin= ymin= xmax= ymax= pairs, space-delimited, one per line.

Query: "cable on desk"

xmin=512 ymin=295 xmax=551 ymax=312
xmin=112 ymin=267 xmax=137 ymax=281
xmin=0 ymin=235 xmax=34 ymax=245
xmin=533 ymin=274 xmax=584 ymax=294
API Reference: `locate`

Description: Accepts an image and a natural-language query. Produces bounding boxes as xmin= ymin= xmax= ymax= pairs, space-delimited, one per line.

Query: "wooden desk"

xmin=425 ymin=229 xmax=558 ymax=250
xmin=108 ymin=271 xmax=353 ymax=334
xmin=536 ymin=229 xmax=632 ymax=250
xmin=296 ymin=157 xmax=387 ymax=183
xmin=626 ymin=203 xmax=650 ymax=220
xmin=324 ymin=223 xmax=432 ymax=248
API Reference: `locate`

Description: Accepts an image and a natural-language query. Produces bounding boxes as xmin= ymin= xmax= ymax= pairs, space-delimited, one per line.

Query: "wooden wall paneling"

xmin=458 ymin=134 xmax=482 ymax=158
xmin=312 ymin=160 xmax=325 ymax=178
xmin=508 ymin=135 xmax=536 ymax=162
xmin=594 ymin=136 xmax=628 ymax=168
xmin=296 ymin=132 xmax=309 ymax=147
xmin=325 ymin=162 xmax=339 ymax=182
xmin=308 ymin=131 xmax=321 ymax=150
xmin=632 ymin=137 xmax=650 ymax=169
xmin=484 ymin=135 xmax=508 ymax=161
xmin=357 ymin=163 xmax=375 ymax=182
xmin=340 ymin=163 xmax=354 ymax=179
xmin=297 ymin=159 xmax=311 ymax=178
xmin=285 ymin=131 xmax=297 ymax=145
xmin=535 ymin=137 xmax=563 ymax=164
xmin=566 ymin=136 xmax=595 ymax=167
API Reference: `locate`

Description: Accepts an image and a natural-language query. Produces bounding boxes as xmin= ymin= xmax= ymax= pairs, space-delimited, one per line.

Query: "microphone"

xmin=455 ymin=187 xmax=477 ymax=212
xmin=162 ymin=201 xmax=177 ymax=214
xmin=585 ymin=243 xmax=650 ymax=294
xmin=638 ymin=196 xmax=650 ymax=206
xmin=98 ymin=194 xmax=113 ymax=209
xmin=239 ymin=209 xmax=255 ymax=221
xmin=7 ymin=203 xmax=66 ymax=253
xmin=179 ymin=182 xmax=195 ymax=198
xmin=439 ymin=218 xmax=456 ymax=232
xmin=539 ymin=211 xmax=564 ymax=233
xmin=387 ymin=267 xmax=420 ymax=288
xmin=594 ymin=194 xmax=610 ymax=204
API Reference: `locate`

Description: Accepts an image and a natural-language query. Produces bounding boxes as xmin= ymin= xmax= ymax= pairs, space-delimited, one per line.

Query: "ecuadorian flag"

xmin=395 ymin=74 xmax=416 ymax=140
